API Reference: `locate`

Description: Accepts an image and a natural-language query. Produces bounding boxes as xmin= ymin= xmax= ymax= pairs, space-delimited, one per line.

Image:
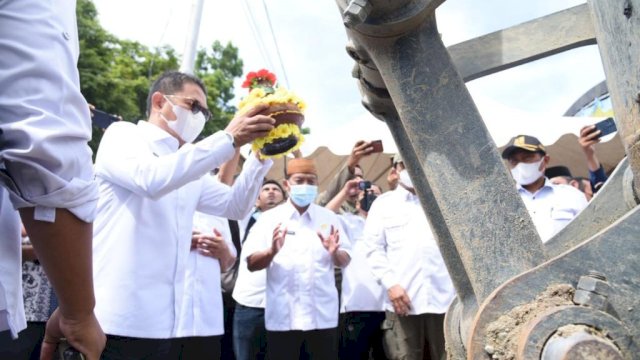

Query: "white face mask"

xmin=398 ymin=169 xmax=414 ymax=189
xmin=288 ymin=184 xmax=318 ymax=207
xmin=161 ymin=97 xmax=206 ymax=143
xmin=510 ymin=158 xmax=545 ymax=186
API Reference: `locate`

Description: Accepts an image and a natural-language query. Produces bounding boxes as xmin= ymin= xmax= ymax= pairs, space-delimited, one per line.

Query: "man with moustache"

xmin=91 ymin=71 xmax=275 ymax=359
xmin=244 ymin=158 xmax=351 ymax=359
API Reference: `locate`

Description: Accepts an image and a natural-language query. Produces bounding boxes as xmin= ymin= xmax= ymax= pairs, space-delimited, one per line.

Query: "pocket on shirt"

xmin=382 ymin=218 xmax=408 ymax=244
xmin=550 ymin=208 xmax=575 ymax=221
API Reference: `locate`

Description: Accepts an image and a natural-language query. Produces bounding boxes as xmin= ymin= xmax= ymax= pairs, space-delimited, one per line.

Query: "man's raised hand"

xmin=318 ymin=225 xmax=340 ymax=256
xmin=225 ymin=104 xmax=275 ymax=147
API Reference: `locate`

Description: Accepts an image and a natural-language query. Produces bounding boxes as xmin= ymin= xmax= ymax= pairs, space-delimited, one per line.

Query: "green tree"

xmin=195 ymin=41 xmax=244 ymax=137
xmin=76 ymin=0 xmax=244 ymax=153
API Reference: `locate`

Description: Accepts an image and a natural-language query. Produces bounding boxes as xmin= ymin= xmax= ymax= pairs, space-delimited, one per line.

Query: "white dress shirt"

xmin=0 ymin=188 xmax=26 ymax=337
xmin=1 ymin=0 xmax=87 ymax=337
xmin=364 ymin=186 xmax=455 ymax=315
xmin=517 ymin=178 xmax=588 ymax=242
xmin=242 ymin=201 xmax=351 ymax=331
xmin=0 ymin=0 xmax=97 ymax=224
xmin=233 ymin=210 xmax=267 ymax=308
xmin=176 ymin=212 xmax=236 ymax=337
xmin=338 ymin=213 xmax=385 ymax=313
xmin=92 ymin=121 xmax=271 ymax=338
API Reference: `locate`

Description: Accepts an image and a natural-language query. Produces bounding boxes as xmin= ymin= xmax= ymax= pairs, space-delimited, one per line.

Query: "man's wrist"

xmin=224 ymin=131 xmax=237 ymax=148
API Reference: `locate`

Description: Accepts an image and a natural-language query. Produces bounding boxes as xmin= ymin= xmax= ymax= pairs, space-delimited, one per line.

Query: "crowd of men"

xmin=0 ymin=1 xmax=615 ymax=359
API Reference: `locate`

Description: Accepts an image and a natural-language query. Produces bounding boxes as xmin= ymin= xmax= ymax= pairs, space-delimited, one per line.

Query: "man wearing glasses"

xmin=91 ymin=71 xmax=275 ymax=359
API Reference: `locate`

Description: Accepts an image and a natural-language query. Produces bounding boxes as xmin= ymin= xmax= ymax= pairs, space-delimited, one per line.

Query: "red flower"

xmin=242 ymin=69 xmax=277 ymax=89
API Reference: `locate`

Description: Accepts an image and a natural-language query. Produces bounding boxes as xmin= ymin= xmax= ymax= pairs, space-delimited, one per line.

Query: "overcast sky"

xmin=92 ymin=0 xmax=604 ymax=153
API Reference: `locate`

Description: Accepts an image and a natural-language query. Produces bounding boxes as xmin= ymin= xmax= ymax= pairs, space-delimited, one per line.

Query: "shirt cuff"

xmin=223 ymin=131 xmax=236 ymax=148
xmin=198 ymin=131 xmax=235 ymax=152
xmin=244 ymin=151 xmax=274 ymax=170
xmin=380 ymin=271 xmax=399 ymax=290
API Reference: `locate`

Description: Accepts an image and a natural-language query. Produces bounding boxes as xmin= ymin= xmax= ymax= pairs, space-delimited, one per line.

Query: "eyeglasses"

xmin=164 ymin=94 xmax=212 ymax=121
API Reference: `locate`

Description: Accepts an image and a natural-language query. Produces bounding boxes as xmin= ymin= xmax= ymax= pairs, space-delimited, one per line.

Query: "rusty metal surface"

xmin=466 ymin=206 xmax=640 ymax=358
xmin=338 ymin=0 xmax=445 ymax=36
xmin=448 ymin=4 xmax=596 ymax=82
xmin=339 ymin=4 xmax=548 ymax=309
xmin=545 ymin=158 xmax=634 ymax=255
xmin=540 ymin=323 xmax=625 ymax=360
xmin=336 ymin=1 xmax=640 ymax=359
xmin=519 ymin=307 xmax=633 ymax=359
xmin=589 ymin=0 xmax=640 ymax=198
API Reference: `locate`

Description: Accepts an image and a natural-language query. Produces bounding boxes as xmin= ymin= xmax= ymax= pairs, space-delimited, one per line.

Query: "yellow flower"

xmin=250 ymin=123 xmax=305 ymax=160
xmin=236 ymin=85 xmax=306 ymax=117
xmin=236 ymin=84 xmax=306 ymax=159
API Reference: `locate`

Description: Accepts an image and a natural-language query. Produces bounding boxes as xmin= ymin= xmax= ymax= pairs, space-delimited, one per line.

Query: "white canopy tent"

xmin=242 ymin=96 xmax=625 ymax=192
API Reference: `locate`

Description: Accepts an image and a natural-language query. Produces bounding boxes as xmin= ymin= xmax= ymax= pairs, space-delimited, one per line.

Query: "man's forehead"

xmin=262 ymin=183 xmax=282 ymax=191
xmin=175 ymin=82 xmax=207 ymax=103
xmin=289 ymin=173 xmax=317 ymax=179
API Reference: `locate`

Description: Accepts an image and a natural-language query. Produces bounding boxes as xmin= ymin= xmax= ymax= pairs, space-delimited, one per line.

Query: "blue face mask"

xmin=289 ymin=184 xmax=318 ymax=207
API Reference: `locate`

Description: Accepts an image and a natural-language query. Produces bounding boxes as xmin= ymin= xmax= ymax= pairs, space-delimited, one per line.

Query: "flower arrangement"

xmin=236 ymin=69 xmax=306 ymax=159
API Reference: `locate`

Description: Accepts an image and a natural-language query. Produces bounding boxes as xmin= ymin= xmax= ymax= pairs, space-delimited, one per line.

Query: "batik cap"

xmin=286 ymin=158 xmax=317 ymax=176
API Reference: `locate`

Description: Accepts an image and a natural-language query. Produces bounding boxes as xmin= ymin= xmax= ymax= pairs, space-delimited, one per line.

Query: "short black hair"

xmin=545 ymin=166 xmax=572 ymax=179
xmin=145 ymin=71 xmax=207 ymax=116
xmin=263 ymin=179 xmax=285 ymax=195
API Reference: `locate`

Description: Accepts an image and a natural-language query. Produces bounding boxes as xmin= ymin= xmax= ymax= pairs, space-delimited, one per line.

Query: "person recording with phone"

xmin=578 ymin=118 xmax=617 ymax=193
xmin=317 ymin=140 xmax=383 ymax=214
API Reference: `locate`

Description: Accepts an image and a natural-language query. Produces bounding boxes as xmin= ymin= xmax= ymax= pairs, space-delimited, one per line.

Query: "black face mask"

xmin=360 ymin=191 xmax=377 ymax=212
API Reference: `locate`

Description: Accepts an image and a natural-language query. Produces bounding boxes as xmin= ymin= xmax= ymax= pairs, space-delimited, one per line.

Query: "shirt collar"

xmin=137 ymin=120 xmax=180 ymax=155
xmin=283 ymin=199 xmax=316 ymax=220
xmin=516 ymin=177 xmax=554 ymax=195
xmin=396 ymin=185 xmax=419 ymax=203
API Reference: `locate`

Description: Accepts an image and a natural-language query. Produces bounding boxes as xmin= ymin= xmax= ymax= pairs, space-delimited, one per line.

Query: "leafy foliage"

xmin=195 ymin=41 xmax=244 ymax=136
xmin=76 ymin=0 xmax=244 ymax=154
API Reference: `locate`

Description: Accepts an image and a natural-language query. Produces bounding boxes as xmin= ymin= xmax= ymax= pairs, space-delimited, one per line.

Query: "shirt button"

xmin=62 ymin=31 xmax=70 ymax=40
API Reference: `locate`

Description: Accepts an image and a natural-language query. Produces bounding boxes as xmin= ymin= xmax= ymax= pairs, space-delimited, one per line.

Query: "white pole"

xmin=179 ymin=0 xmax=205 ymax=74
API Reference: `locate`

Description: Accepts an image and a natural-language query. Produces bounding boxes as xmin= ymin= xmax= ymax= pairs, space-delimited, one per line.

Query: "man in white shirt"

xmin=244 ymin=158 xmax=351 ymax=359
xmin=325 ymin=178 xmax=386 ymax=359
xmin=172 ymin=210 xmax=236 ymax=359
xmin=502 ymin=135 xmax=588 ymax=242
xmin=92 ymin=71 xmax=274 ymax=360
xmin=364 ymin=154 xmax=456 ymax=360
xmin=1 ymin=1 xmax=105 ymax=358
xmin=233 ymin=179 xmax=285 ymax=360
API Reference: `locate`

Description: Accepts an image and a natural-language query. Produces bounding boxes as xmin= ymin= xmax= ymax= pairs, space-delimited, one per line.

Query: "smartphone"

xmin=593 ymin=117 xmax=617 ymax=138
xmin=358 ymin=180 xmax=372 ymax=190
xmin=57 ymin=340 xmax=85 ymax=360
xmin=91 ymin=109 xmax=120 ymax=129
xmin=370 ymin=140 xmax=384 ymax=153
